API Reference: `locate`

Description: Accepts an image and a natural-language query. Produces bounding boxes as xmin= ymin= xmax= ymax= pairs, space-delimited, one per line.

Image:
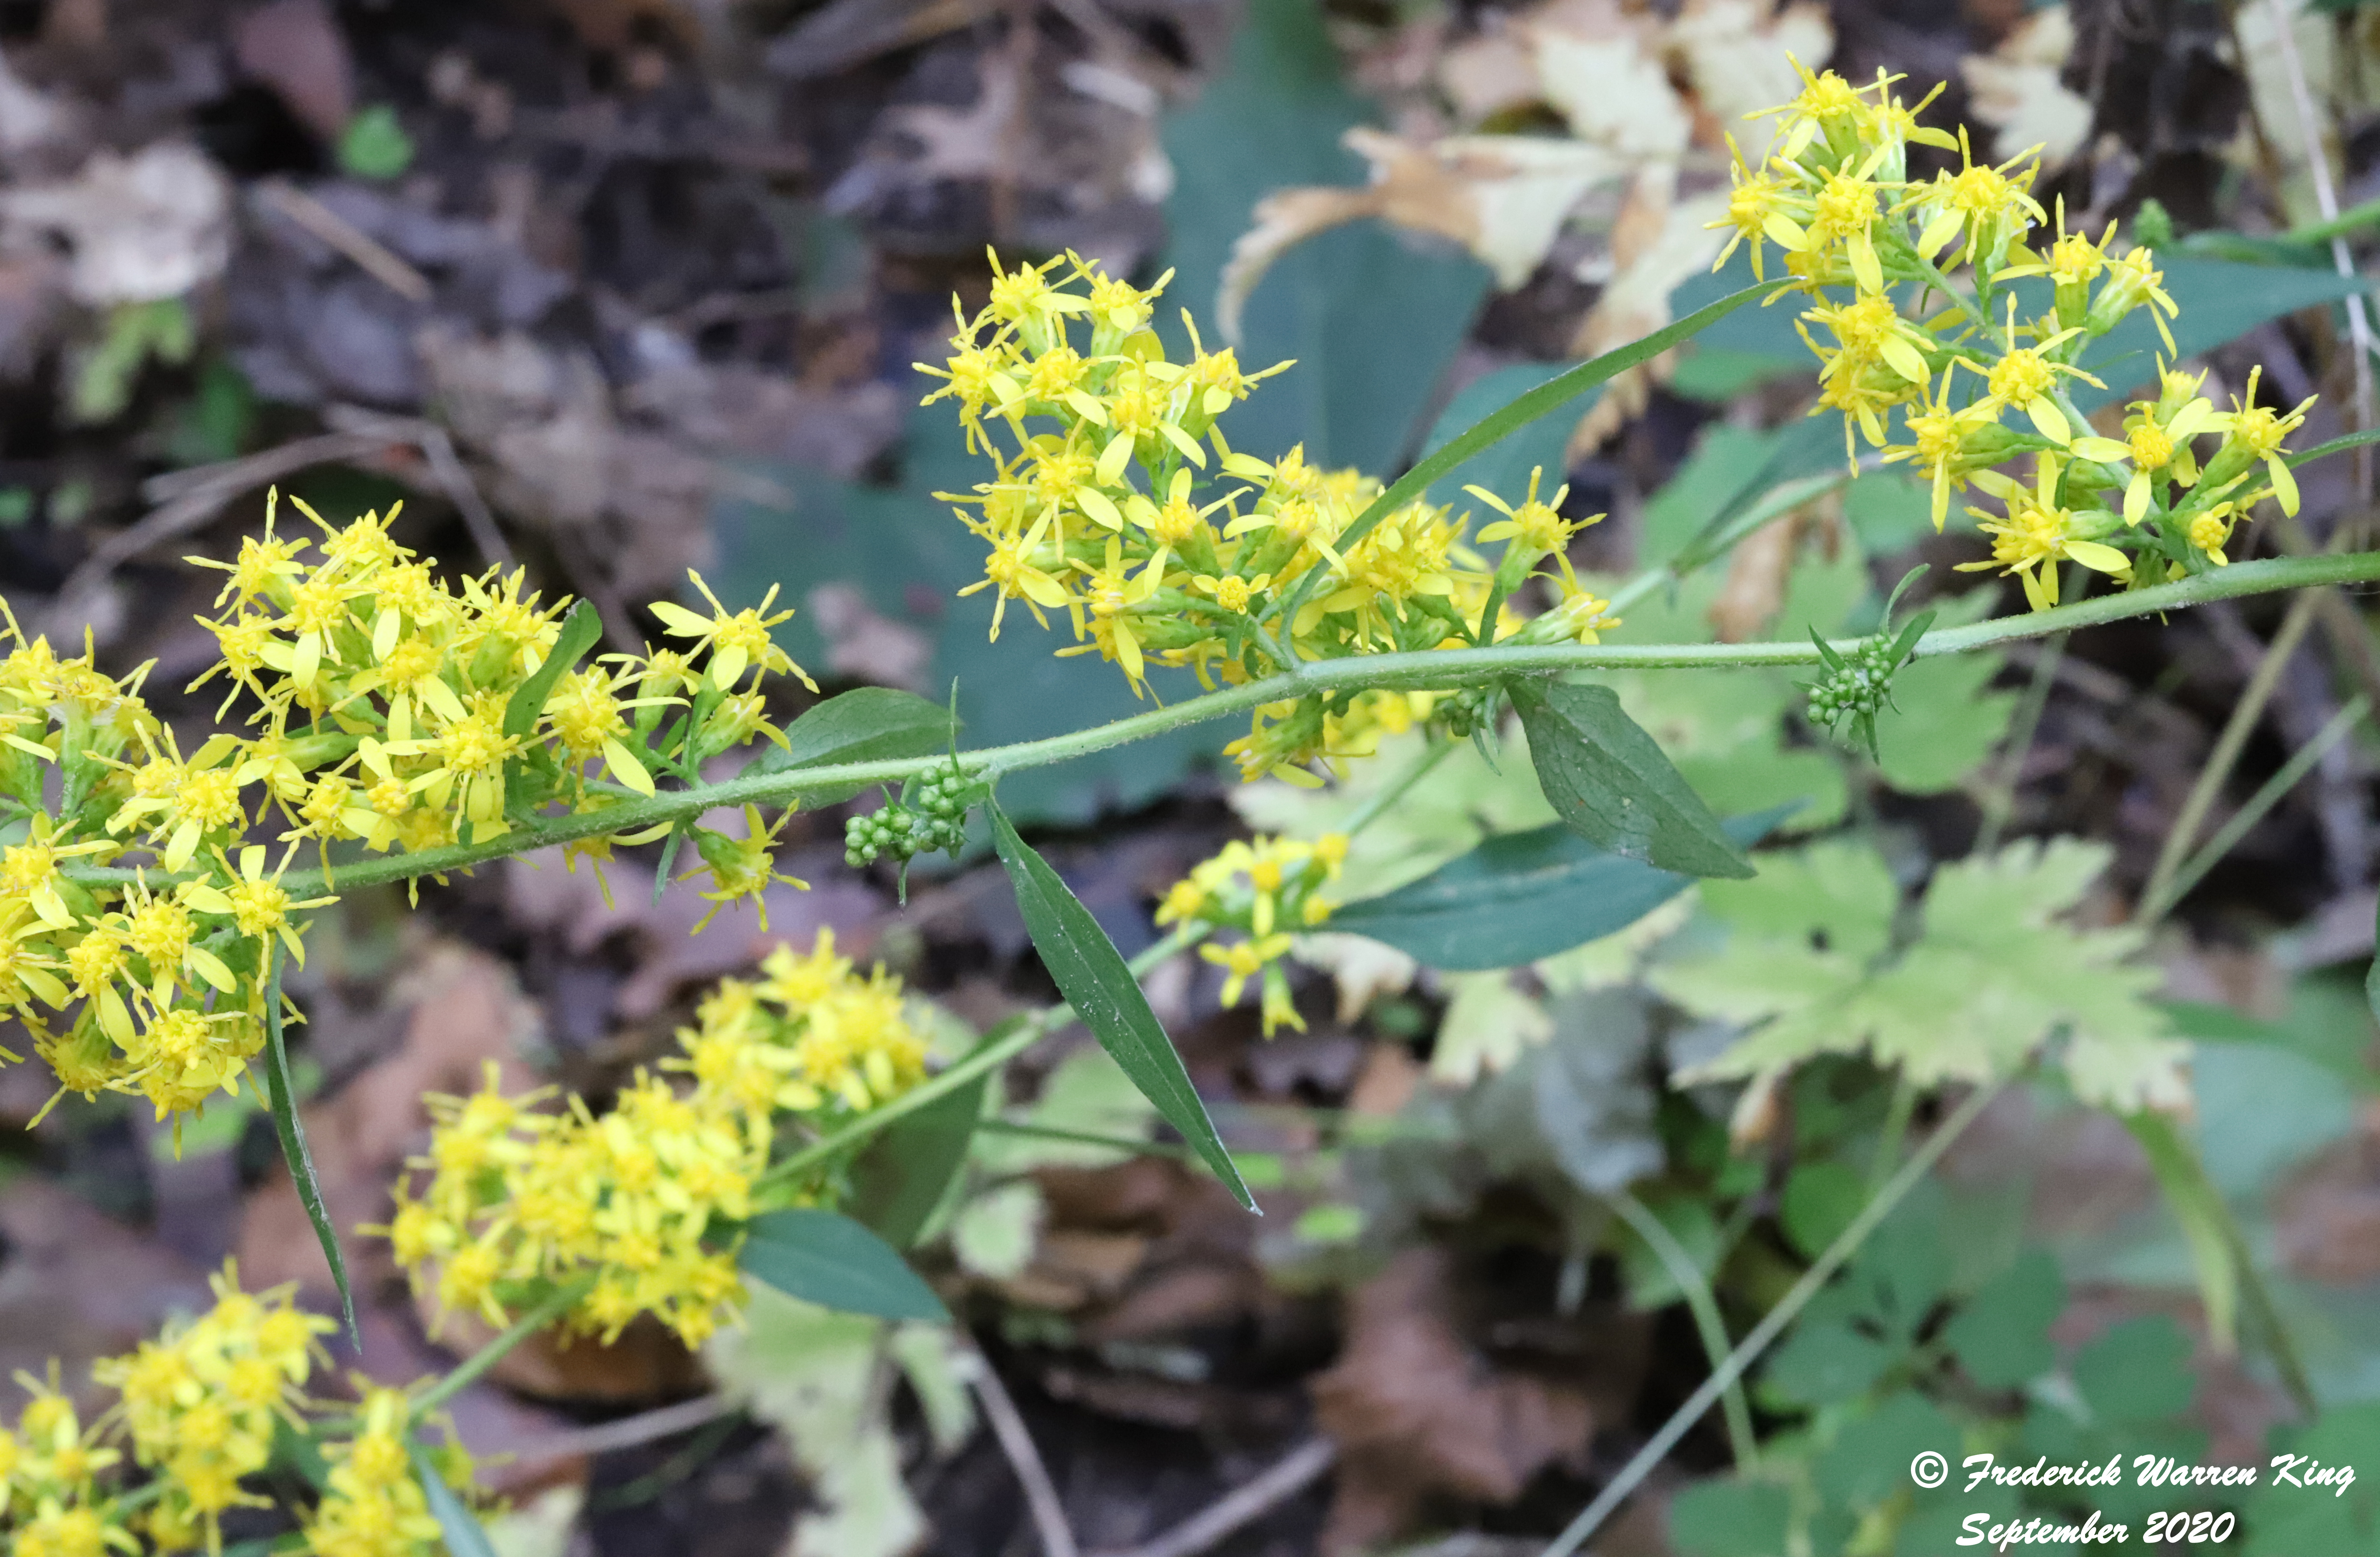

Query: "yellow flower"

xmin=1970 ymin=300 xmax=2101 ymax=445
xmin=2070 ymin=390 xmax=2219 ymax=526
xmin=1957 ymin=453 xmax=2132 ymax=610
xmin=2211 ymin=365 xmax=2316 ymax=516
xmin=648 ymin=571 xmax=813 ymax=692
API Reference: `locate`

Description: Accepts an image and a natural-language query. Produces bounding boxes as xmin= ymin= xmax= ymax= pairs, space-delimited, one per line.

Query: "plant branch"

xmin=62 ymin=552 xmax=2380 ymax=904
xmin=412 ymin=1278 xmax=595 ymax=1415
xmin=1608 ymin=1192 xmax=1757 ymax=1472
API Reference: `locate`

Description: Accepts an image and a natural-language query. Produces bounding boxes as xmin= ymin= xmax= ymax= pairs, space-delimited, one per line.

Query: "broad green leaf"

xmin=1698 ymin=838 xmax=1898 ymax=964
xmin=845 ymin=1070 xmax=987 ymax=1249
xmin=408 ymin=1441 xmax=496 ymax=1557
xmin=262 ymin=950 xmax=355 ymax=1347
xmin=1815 ymin=1391 xmax=1958 ymax=1511
xmin=1763 ymin=1319 xmax=1894 ymax=1406
xmin=502 ymin=600 xmax=604 ymax=741
xmin=1159 ymin=0 xmax=1488 ymax=474
xmin=1509 ymin=678 xmax=1753 ymax=879
xmin=1945 ymin=1247 xmax=2064 ymax=1388
xmin=1669 ymin=1479 xmax=1794 ymax=1557
xmin=745 ymin=686 xmax=955 ymax=803
xmin=739 ymin=1208 xmax=950 ymax=1322
xmin=2246 ymin=1403 xmax=2380 ymax=1557
xmin=1780 ymin=1160 xmax=1867 ymax=1261
xmin=1868 ymin=643 xmax=2016 ymax=794
xmin=987 ymin=800 xmax=1253 ymax=1209
xmin=2072 ymin=1315 xmax=2197 ymax=1425
xmin=950 ymin=1182 xmax=1043 ymax=1280
xmin=1418 ymin=362 xmax=1580 ymax=508
xmin=1328 ymin=806 xmax=1793 ymax=970
xmin=1662 ymin=839 xmax=2190 ymax=1111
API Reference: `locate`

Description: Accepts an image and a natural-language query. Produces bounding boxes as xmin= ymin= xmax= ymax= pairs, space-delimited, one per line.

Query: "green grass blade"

xmin=502 ymin=600 xmax=605 ymax=741
xmin=988 ymin=799 xmax=1254 ymax=1211
xmin=409 ymin=1439 xmax=498 ymax=1557
xmin=263 ymin=947 xmax=357 ymax=1348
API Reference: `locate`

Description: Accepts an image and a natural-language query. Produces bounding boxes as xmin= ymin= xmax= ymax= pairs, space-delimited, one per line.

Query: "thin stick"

xmin=2263 ymin=0 xmax=2374 ymax=506
xmin=2142 ymin=694 xmax=2370 ymax=923
xmin=2141 ymin=591 xmax=2318 ymax=915
xmin=967 ymin=1347 xmax=1079 ymax=1557
xmin=1092 ymin=1438 xmax=1339 ymax=1557
xmin=1537 ymin=1084 xmax=2004 ymax=1557
xmin=1974 ymin=631 xmax=2065 ymax=856
xmin=255 ymin=179 xmax=434 ymax=303
xmin=504 ymin=1393 xmax=734 ymax=1466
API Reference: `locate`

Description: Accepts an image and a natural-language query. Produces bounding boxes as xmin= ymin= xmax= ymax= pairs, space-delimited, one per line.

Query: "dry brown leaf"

xmin=1219 ymin=130 xmax=1617 ymax=340
xmin=1961 ymin=5 xmax=2092 ymax=169
xmin=1707 ymin=506 xmax=1807 ymax=642
xmin=1312 ymin=1248 xmax=1600 ymax=1553
xmin=1436 ymin=30 xmax=1540 ymax=125
xmin=807 ymin=582 xmax=934 ymax=693
xmin=0 ymin=142 xmax=229 ymax=306
xmin=0 ymin=1182 xmax=210 ymax=1409
xmin=1667 ymin=0 xmax=1834 ymax=135
xmin=1528 ymin=9 xmax=1691 ymax=160
xmin=234 ymin=0 xmax=354 ymax=144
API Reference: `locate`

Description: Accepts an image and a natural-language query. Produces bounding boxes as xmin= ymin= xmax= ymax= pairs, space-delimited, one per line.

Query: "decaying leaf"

xmin=0 ymin=142 xmax=229 ymax=305
xmin=1219 ymin=130 xmax=1619 ymax=340
xmin=1961 ymin=5 xmax=2093 ymax=169
xmin=1310 ymin=1247 xmax=1600 ymax=1554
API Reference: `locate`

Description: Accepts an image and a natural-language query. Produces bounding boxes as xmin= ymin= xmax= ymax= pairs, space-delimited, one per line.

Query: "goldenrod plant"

xmin=0 ymin=62 xmax=2376 ymax=1556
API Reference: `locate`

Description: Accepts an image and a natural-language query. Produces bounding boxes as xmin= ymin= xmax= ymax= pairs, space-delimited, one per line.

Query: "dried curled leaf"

xmin=1960 ymin=5 xmax=2092 ymax=169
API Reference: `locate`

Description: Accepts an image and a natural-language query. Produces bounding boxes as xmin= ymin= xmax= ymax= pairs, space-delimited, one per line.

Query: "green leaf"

xmin=262 ymin=949 xmax=355 ymax=1347
xmin=1669 ymin=1479 xmax=1793 ymax=1557
xmin=845 ymin=1070 xmax=986 ymax=1249
xmin=1509 ymin=678 xmax=1754 ymax=880
xmin=743 ymin=686 xmax=957 ymax=802
xmin=1663 ymin=839 xmax=2190 ymax=1110
xmin=1945 ymin=1247 xmax=2064 ymax=1389
xmin=987 ymin=799 xmax=1253 ymax=1210
xmin=2075 ymin=257 xmax=2375 ymax=407
xmin=1781 ymin=1160 xmax=1867 ymax=1261
xmin=1764 ymin=1319 xmax=1895 ymax=1406
xmin=1329 ymin=806 xmax=1794 ymax=969
xmin=1818 ymin=1392 xmax=1960 ymax=1511
xmin=503 ymin=601 xmax=605 ymax=742
xmin=1417 ymin=362 xmax=1580 ymax=507
xmin=339 ymin=105 xmax=415 ymax=180
xmin=408 ymin=1440 xmax=496 ymax=1557
xmin=739 ymin=1208 xmax=951 ymax=1322
xmin=2246 ymin=1403 xmax=2380 ymax=1557
xmin=2072 ymin=1315 xmax=2196 ymax=1425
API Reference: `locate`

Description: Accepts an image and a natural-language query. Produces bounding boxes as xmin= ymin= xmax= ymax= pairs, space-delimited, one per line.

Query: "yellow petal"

xmin=2065 ymin=540 xmax=2133 ymax=575
xmin=2269 ymin=455 xmax=2301 ymax=516
xmin=188 ymin=946 xmax=238 ymax=994
xmin=2070 ymin=437 xmax=2131 ymax=463
xmin=602 ymin=739 xmax=656 ymax=796
xmin=2124 ymin=470 xmax=2151 ymax=526
xmin=648 ymin=600 xmax=712 ymax=636
xmin=1095 ymin=430 xmax=1136 ymax=488
xmin=1075 ymin=486 xmax=1125 ymax=531
xmin=2024 ymin=397 xmax=2070 ymax=444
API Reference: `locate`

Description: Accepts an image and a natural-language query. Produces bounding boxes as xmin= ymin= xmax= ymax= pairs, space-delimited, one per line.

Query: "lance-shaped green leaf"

xmin=847 ymin=1067 xmax=990 ymax=1249
xmin=1330 ymin=806 xmax=1795 ymax=970
xmin=501 ymin=600 xmax=605 ymax=741
xmin=408 ymin=1440 xmax=497 ymax=1557
xmin=740 ymin=1208 xmax=951 ymax=1322
xmin=263 ymin=948 xmax=356 ymax=1347
xmin=1509 ymin=678 xmax=1754 ymax=879
xmin=744 ymin=686 xmax=957 ymax=802
xmin=988 ymin=799 xmax=1254 ymax=1211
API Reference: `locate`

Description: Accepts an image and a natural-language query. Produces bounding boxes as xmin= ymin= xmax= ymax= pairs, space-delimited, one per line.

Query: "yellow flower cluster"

xmin=386 ymin=928 xmax=929 ymax=1348
xmin=93 ymin=1262 xmax=334 ymax=1550
xmin=303 ymin=1385 xmax=469 ymax=1557
xmin=1156 ymin=833 xmax=1347 ymax=1035
xmin=0 ymin=1263 xmax=461 ymax=1557
xmin=1713 ymin=63 xmax=2312 ymax=610
xmin=921 ymin=255 xmax=1619 ymax=782
xmin=0 ymin=498 xmax=814 ymax=1128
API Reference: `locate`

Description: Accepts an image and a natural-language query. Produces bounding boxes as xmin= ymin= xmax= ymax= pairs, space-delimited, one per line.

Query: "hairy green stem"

xmin=1539 ymin=1084 xmax=2003 ymax=1557
xmin=60 ymin=551 xmax=2380 ymax=904
xmin=1609 ymin=1191 xmax=1758 ymax=1472
xmin=412 ymin=1277 xmax=595 ymax=1414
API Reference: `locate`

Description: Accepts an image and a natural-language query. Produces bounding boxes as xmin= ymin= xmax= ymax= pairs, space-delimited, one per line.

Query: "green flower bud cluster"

xmin=844 ymin=763 xmax=973 ymax=869
xmin=1802 ymin=604 xmax=1931 ymax=760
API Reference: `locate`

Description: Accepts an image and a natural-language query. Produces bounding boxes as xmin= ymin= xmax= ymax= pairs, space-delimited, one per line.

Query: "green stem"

xmin=1538 ymin=1083 xmax=2003 ymax=1557
xmin=411 ymin=1277 xmax=594 ymax=1415
xmin=1339 ymin=737 xmax=1455 ymax=837
xmin=1974 ymin=634 xmax=2064 ymax=857
xmin=2140 ymin=591 xmax=2318 ymax=917
xmin=2141 ymin=694 xmax=2370 ymax=924
xmin=754 ymin=922 xmax=1205 ymax=1192
xmin=1609 ymin=1191 xmax=1757 ymax=1473
xmin=976 ymin=1118 xmax=1198 ymax=1161
xmin=1868 ymin=1071 xmax=1918 ymax=1195
xmin=60 ymin=551 xmax=2380 ymax=904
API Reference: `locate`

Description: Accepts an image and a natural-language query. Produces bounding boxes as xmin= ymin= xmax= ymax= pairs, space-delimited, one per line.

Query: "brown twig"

xmin=1089 ymin=1438 xmax=1339 ymax=1557
xmin=966 ymin=1346 xmax=1080 ymax=1557
xmin=253 ymin=179 xmax=434 ymax=304
xmin=320 ymin=404 xmax=514 ymax=569
xmin=502 ymin=1393 xmax=735 ymax=1467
